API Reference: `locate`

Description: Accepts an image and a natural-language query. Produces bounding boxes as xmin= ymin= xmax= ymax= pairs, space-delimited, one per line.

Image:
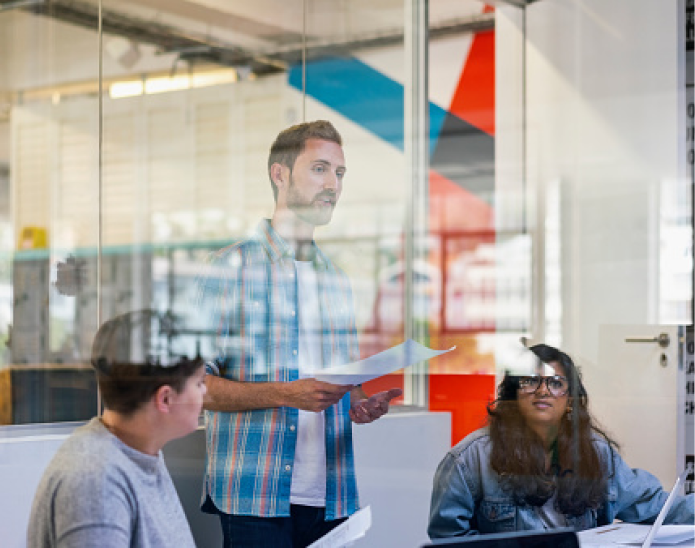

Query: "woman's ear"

xmin=153 ymin=385 xmax=174 ymax=413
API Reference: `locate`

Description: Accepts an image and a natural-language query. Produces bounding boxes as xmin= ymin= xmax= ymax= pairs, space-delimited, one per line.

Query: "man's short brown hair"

xmin=267 ymin=120 xmax=342 ymax=201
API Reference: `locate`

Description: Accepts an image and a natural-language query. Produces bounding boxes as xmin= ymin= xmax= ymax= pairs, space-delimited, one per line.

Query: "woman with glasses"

xmin=427 ymin=344 xmax=694 ymax=539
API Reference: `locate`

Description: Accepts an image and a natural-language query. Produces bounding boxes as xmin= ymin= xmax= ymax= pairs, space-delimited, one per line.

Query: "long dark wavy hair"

xmin=487 ymin=344 xmax=618 ymax=516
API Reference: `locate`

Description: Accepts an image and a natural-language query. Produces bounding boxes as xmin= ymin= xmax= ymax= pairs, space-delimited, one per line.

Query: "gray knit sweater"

xmin=27 ymin=417 xmax=196 ymax=547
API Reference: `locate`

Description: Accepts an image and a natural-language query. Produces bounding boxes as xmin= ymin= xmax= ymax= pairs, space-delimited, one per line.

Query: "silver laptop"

xmin=640 ymin=466 xmax=692 ymax=548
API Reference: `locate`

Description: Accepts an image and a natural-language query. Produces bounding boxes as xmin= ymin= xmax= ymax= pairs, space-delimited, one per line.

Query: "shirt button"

xmin=285 ymin=465 xmax=292 ymax=472
xmin=291 ymin=310 xmax=296 ymax=316
xmin=289 ymin=425 xmax=296 ymax=431
xmin=293 ymin=349 xmax=297 ymax=356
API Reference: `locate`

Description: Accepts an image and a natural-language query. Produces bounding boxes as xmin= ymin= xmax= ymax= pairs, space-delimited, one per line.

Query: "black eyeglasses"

xmin=518 ymin=375 xmax=569 ymax=397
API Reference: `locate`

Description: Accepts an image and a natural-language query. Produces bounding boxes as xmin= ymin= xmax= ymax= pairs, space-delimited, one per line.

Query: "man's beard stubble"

xmin=286 ymin=175 xmax=337 ymax=227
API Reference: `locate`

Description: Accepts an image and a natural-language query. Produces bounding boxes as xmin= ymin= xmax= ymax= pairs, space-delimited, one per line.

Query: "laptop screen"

xmin=641 ymin=466 xmax=691 ymax=548
xmin=421 ymin=529 xmax=579 ymax=548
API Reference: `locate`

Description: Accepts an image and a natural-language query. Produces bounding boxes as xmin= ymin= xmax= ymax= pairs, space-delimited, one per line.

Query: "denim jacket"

xmin=428 ymin=428 xmax=694 ymax=539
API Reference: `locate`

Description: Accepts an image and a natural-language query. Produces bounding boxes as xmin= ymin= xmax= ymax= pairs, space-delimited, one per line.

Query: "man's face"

xmin=284 ymin=138 xmax=346 ymax=227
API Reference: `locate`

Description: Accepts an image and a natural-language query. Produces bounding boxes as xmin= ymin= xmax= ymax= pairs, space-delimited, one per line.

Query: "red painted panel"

xmin=364 ymin=373 xmax=495 ymax=448
xmin=364 ymin=372 xmax=405 ymax=405
xmin=448 ymin=7 xmax=495 ymax=136
xmin=430 ymin=374 xmax=496 ymax=446
xmin=429 ymin=170 xmax=493 ymax=232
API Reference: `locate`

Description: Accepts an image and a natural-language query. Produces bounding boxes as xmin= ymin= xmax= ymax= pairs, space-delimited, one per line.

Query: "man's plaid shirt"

xmin=196 ymin=219 xmax=360 ymax=519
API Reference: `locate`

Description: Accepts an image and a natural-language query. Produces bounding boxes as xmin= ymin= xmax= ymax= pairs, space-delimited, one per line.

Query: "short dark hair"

xmin=91 ymin=310 xmax=203 ymax=415
xmin=267 ymin=120 xmax=342 ymax=201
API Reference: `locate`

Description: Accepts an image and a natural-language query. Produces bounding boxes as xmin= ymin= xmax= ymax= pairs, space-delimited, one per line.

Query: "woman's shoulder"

xmin=590 ymin=430 xmax=616 ymax=448
xmin=590 ymin=430 xmax=619 ymax=463
xmin=449 ymin=427 xmax=492 ymax=459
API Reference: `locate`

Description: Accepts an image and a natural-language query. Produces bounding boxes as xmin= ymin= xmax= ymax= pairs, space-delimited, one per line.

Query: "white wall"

xmin=0 ymin=411 xmax=451 ymax=548
xmin=0 ymin=121 xmax=8 ymax=165
xmin=0 ymin=422 xmax=80 ymax=548
xmin=496 ymin=0 xmax=684 ymax=361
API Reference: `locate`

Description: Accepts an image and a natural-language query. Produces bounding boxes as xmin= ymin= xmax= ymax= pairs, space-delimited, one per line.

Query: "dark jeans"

xmin=217 ymin=504 xmax=347 ymax=548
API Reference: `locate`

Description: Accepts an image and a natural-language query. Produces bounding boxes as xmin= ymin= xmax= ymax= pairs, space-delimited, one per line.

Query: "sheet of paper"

xmin=311 ymin=339 xmax=455 ymax=385
xmin=577 ymin=524 xmax=695 ymax=547
xmin=307 ymin=506 xmax=371 ymax=548
xmin=615 ymin=525 xmax=695 ymax=545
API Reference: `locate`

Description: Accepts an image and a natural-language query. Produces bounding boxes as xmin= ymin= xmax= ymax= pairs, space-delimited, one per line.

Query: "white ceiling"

xmin=91 ymin=0 xmax=490 ymax=53
xmin=0 ymin=0 xmax=492 ymax=93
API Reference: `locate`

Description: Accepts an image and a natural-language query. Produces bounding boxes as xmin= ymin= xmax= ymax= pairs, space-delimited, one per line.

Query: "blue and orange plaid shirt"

xmin=195 ymin=219 xmax=360 ymax=519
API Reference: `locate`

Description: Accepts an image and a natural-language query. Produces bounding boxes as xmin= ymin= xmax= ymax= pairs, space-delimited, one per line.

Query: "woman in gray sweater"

xmin=27 ymin=310 xmax=206 ymax=548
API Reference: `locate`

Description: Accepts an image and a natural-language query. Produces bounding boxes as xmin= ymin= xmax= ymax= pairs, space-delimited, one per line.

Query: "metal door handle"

xmin=624 ymin=333 xmax=670 ymax=348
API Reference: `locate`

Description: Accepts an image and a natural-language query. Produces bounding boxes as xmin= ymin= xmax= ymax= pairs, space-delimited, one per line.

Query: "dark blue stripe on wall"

xmin=288 ymin=57 xmax=446 ymax=156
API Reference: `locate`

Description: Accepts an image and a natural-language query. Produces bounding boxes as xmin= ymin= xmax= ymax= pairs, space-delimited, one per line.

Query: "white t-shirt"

xmin=290 ymin=260 xmax=327 ymax=507
xmin=536 ymin=491 xmax=568 ymax=528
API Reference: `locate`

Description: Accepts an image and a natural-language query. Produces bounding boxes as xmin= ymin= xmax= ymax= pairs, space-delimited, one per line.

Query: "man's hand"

xmin=283 ymin=378 xmax=353 ymax=412
xmin=349 ymin=388 xmax=403 ymax=424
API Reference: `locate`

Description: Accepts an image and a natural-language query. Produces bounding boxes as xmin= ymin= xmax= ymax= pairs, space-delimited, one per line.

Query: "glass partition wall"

xmin=495 ymin=0 xmax=692 ymax=491
xmin=0 ymin=0 xmax=431 ymax=426
xmin=1 ymin=0 xmax=102 ymax=423
xmin=0 ymin=1 xmax=692 ymax=495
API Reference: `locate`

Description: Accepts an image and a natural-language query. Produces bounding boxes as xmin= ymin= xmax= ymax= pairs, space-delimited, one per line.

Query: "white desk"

xmin=578 ymin=523 xmax=695 ymax=547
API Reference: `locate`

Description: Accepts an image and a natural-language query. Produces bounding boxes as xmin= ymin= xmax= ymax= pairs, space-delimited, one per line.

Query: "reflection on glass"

xmin=0 ymin=0 xmax=503 ymax=429
xmin=0 ymin=3 xmax=102 ymax=424
xmin=0 ymin=1 xmax=690 ymax=497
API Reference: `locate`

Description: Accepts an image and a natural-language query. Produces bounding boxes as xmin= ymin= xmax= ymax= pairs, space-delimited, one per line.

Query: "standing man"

xmin=197 ymin=120 xmax=402 ymax=548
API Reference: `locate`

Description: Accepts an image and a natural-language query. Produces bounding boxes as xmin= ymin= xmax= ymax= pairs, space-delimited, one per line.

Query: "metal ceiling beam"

xmin=120 ymin=0 xmax=303 ymax=45
xmin=258 ymin=12 xmax=494 ymax=68
xmin=484 ymin=0 xmax=543 ymax=6
xmin=0 ymin=0 xmax=42 ymax=11
xmin=1 ymin=0 xmax=495 ymax=75
xmin=1 ymin=0 xmax=273 ymax=69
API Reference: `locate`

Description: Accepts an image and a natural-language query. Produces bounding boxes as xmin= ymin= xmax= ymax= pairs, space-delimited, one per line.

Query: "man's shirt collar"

xmin=256 ymin=219 xmax=328 ymax=268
